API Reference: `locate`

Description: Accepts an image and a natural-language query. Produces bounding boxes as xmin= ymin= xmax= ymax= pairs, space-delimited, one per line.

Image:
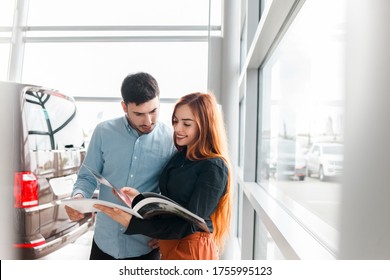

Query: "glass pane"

xmin=0 ymin=0 xmax=15 ymax=26
xmin=27 ymin=0 xmax=215 ymax=26
xmin=254 ymin=213 xmax=285 ymax=260
xmin=22 ymin=42 xmax=208 ymax=99
xmin=76 ymin=101 xmax=175 ymax=145
xmin=210 ymin=0 xmax=222 ymax=26
xmin=0 ymin=44 xmax=10 ymax=80
xmin=24 ymin=88 xmax=84 ymax=150
xmin=258 ymin=0 xmax=346 ymax=234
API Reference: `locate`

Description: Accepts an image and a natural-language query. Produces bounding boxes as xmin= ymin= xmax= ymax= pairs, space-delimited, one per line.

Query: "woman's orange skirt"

xmin=159 ymin=232 xmax=218 ymax=260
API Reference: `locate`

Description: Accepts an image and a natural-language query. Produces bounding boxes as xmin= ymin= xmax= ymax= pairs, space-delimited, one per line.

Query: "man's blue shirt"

xmin=73 ymin=116 xmax=176 ymax=258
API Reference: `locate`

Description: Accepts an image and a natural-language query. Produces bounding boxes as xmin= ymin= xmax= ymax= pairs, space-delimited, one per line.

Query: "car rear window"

xmin=23 ymin=87 xmax=84 ymax=151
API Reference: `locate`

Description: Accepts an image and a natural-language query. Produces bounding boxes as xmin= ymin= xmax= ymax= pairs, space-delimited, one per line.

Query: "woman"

xmin=95 ymin=92 xmax=232 ymax=259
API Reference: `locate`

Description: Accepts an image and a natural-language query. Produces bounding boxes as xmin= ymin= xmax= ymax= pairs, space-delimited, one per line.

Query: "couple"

xmin=65 ymin=72 xmax=232 ymax=260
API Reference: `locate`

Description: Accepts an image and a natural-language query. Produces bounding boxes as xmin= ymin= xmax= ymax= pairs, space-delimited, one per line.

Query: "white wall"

xmin=339 ymin=0 xmax=390 ymax=259
xmin=0 ymin=82 xmax=24 ymax=259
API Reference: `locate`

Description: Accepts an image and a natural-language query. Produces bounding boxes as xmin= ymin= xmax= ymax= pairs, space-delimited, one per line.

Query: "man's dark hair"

xmin=121 ymin=72 xmax=160 ymax=105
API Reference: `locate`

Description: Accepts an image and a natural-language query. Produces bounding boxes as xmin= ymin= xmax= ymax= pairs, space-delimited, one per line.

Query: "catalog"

xmin=61 ymin=165 xmax=209 ymax=232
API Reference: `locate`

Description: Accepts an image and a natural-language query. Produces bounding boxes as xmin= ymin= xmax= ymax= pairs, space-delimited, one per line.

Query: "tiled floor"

xmin=38 ymin=228 xmax=93 ymax=260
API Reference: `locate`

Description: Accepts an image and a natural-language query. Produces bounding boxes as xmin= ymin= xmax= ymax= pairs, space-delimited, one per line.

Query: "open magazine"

xmin=61 ymin=165 xmax=209 ymax=232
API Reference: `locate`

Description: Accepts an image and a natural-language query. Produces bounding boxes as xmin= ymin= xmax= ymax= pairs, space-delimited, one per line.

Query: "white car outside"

xmin=306 ymin=142 xmax=343 ymax=181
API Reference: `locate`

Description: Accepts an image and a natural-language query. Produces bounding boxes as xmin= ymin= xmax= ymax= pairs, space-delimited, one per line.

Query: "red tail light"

xmin=14 ymin=238 xmax=46 ymax=248
xmin=14 ymin=172 xmax=39 ymax=208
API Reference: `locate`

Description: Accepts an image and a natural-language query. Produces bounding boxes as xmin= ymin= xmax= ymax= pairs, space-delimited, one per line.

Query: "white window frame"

xmin=238 ymin=0 xmax=337 ymax=260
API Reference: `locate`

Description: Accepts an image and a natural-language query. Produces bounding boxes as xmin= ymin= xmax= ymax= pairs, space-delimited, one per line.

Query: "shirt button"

xmin=134 ymin=156 xmax=137 ymax=160
xmin=130 ymin=174 xmax=133 ymax=178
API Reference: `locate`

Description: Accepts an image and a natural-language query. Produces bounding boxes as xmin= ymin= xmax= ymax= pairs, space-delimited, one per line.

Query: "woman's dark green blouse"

xmin=125 ymin=149 xmax=228 ymax=240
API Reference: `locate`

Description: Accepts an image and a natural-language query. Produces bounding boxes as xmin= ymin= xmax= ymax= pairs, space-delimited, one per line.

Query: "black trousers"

xmin=89 ymin=239 xmax=161 ymax=260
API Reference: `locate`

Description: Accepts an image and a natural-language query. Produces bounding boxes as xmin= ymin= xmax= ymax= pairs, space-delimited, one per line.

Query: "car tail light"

xmin=14 ymin=238 xmax=46 ymax=248
xmin=14 ymin=172 xmax=39 ymax=208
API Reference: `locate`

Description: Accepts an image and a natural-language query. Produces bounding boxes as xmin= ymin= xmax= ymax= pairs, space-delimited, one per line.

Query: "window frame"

xmin=238 ymin=0 xmax=338 ymax=259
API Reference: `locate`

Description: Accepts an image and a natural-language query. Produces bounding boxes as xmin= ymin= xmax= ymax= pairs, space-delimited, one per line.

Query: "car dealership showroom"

xmin=1 ymin=1 xmax=390 ymax=279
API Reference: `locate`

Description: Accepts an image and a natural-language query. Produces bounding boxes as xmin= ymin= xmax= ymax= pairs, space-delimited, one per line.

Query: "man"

xmin=65 ymin=72 xmax=176 ymax=259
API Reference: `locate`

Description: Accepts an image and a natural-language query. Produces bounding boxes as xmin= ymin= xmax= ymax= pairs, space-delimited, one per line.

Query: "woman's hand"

xmin=111 ymin=186 xmax=139 ymax=207
xmin=120 ymin=187 xmax=140 ymax=202
xmin=93 ymin=204 xmax=132 ymax=228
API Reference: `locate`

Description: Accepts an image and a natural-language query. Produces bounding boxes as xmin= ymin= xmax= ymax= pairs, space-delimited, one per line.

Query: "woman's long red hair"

xmin=172 ymin=92 xmax=232 ymax=250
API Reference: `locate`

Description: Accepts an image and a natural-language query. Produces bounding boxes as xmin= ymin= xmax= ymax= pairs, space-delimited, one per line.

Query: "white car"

xmin=306 ymin=142 xmax=343 ymax=181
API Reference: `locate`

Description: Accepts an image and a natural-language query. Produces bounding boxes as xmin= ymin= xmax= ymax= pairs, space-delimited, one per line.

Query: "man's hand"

xmin=94 ymin=204 xmax=132 ymax=228
xmin=65 ymin=193 xmax=84 ymax=221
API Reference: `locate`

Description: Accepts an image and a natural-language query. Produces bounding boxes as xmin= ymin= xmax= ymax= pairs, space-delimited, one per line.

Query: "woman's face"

xmin=172 ymin=104 xmax=199 ymax=147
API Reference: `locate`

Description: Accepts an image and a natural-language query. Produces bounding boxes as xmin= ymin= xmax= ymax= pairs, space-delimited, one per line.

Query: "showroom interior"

xmin=1 ymin=0 xmax=390 ymax=260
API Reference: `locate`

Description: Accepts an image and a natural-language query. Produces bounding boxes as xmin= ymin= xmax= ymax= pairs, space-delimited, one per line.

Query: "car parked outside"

xmin=0 ymin=81 xmax=95 ymax=259
xmin=268 ymin=139 xmax=306 ymax=181
xmin=306 ymin=142 xmax=344 ymax=181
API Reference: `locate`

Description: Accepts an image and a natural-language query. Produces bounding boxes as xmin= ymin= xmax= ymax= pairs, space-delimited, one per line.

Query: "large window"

xmin=0 ymin=44 xmax=10 ymax=80
xmin=27 ymin=0 xmax=219 ymax=26
xmin=0 ymin=0 xmax=14 ymax=26
xmin=256 ymin=0 xmax=346 ymax=256
xmin=76 ymin=101 xmax=175 ymax=143
xmin=23 ymin=42 xmax=208 ymax=99
xmin=0 ymin=0 xmax=14 ymax=80
xmin=6 ymin=0 xmax=221 ymax=139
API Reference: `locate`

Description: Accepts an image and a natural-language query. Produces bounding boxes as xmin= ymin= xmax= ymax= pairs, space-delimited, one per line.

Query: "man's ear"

xmin=121 ymin=101 xmax=127 ymax=113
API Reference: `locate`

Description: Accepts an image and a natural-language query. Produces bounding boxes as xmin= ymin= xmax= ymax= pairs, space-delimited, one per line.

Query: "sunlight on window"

xmin=23 ymin=42 xmax=208 ymax=99
xmin=0 ymin=45 xmax=10 ymax=80
xmin=0 ymin=0 xmax=15 ymax=26
xmin=258 ymin=0 xmax=346 ymax=232
xmin=27 ymin=0 xmax=215 ymax=26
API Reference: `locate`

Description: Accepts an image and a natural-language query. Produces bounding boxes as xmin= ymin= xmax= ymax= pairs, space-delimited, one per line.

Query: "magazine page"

xmin=60 ymin=198 xmax=143 ymax=219
xmin=83 ymin=165 xmax=132 ymax=207
xmin=133 ymin=197 xmax=209 ymax=232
